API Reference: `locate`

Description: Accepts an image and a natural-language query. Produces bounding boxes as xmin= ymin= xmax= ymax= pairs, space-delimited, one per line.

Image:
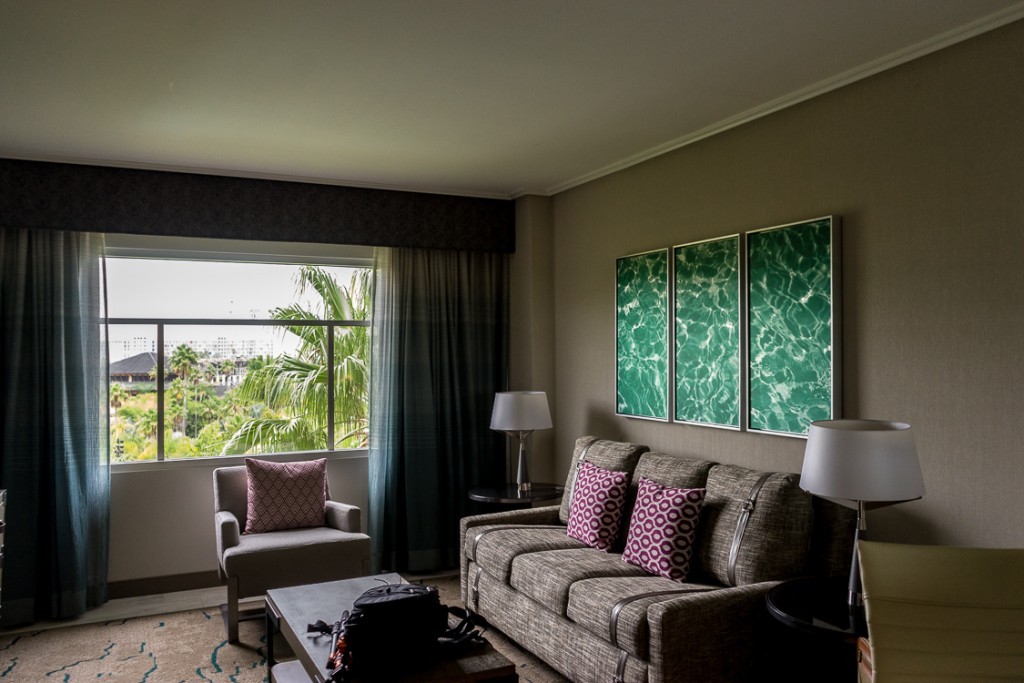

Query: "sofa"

xmin=459 ymin=436 xmax=855 ymax=683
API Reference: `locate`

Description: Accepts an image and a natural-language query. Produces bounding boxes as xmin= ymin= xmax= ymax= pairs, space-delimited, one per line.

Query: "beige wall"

xmin=109 ymin=455 xmax=368 ymax=584
xmin=548 ymin=21 xmax=1024 ymax=547
xmin=508 ymin=195 xmax=556 ymax=483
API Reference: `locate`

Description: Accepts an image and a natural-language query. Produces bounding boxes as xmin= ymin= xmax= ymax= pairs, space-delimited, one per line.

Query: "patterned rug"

xmin=0 ymin=576 xmax=566 ymax=683
xmin=0 ymin=608 xmax=269 ymax=682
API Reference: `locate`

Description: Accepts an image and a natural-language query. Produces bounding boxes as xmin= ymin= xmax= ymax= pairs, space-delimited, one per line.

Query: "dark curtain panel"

xmin=369 ymin=247 xmax=508 ymax=572
xmin=0 ymin=228 xmax=109 ymax=626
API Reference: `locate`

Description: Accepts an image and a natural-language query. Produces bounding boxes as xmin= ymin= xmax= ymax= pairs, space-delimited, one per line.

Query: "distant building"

xmin=109 ymin=352 xmax=162 ymax=386
xmin=109 ymin=351 xmax=243 ymax=392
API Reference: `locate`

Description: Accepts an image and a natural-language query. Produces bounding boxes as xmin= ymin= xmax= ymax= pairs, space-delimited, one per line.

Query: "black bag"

xmin=343 ymin=582 xmax=450 ymax=666
xmin=311 ymin=581 xmax=485 ymax=681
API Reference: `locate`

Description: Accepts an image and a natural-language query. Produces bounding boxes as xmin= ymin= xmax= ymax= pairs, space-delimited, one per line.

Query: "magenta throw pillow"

xmin=566 ymin=460 xmax=630 ymax=551
xmin=244 ymin=457 xmax=327 ymax=534
xmin=622 ymin=477 xmax=706 ymax=580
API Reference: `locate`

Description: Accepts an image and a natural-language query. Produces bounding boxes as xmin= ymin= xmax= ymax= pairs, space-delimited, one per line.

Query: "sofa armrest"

xmin=459 ymin=505 xmax=563 ymax=606
xmin=648 ymin=580 xmax=779 ymax=683
xmin=459 ymin=505 xmax=561 ymax=549
xmin=325 ymin=500 xmax=361 ymax=533
xmin=215 ymin=510 xmax=241 ymax=580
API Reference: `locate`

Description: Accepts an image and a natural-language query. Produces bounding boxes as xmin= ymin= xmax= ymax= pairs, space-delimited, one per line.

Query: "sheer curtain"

xmin=0 ymin=228 xmax=109 ymax=626
xmin=369 ymin=247 xmax=508 ymax=573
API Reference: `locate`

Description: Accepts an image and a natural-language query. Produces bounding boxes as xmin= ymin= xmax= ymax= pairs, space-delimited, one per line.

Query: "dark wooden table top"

xmin=266 ymin=573 xmax=517 ymax=683
xmin=468 ymin=483 xmax=564 ymax=505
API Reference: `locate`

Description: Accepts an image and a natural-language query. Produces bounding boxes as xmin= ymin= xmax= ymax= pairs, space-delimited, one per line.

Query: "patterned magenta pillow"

xmin=622 ymin=477 xmax=706 ymax=581
xmin=244 ymin=457 xmax=327 ymax=534
xmin=566 ymin=460 xmax=630 ymax=551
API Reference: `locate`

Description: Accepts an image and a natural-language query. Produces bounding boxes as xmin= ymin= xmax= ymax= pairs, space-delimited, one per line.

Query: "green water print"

xmin=616 ymin=249 xmax=669 ymax=419
xmin=748 ymin=218 xmax=834 ymax=435
xmin=674 ymin=237 xmax=740 ymax=427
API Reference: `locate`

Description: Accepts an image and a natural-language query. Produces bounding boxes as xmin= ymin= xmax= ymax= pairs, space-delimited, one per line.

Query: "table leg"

xmin=266 ymin=599 xmax=280 ymax=670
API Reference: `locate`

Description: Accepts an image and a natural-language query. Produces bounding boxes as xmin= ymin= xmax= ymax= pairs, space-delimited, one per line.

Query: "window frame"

xmin=104 ymin=235 xmax=373 ymax=471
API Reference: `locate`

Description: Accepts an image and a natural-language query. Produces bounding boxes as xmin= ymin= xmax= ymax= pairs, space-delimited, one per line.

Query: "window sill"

xmin=110 ymin=448 xmax=368 ymax=474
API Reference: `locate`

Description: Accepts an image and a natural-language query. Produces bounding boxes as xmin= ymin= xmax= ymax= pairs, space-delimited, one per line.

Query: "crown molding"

xmin=541 ymin=3 xmax=1024 ymax=197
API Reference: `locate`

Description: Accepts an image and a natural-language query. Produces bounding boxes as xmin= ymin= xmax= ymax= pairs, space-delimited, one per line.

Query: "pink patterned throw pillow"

xmin=244 ymin=458 xmax=327 ymax=534
xmin=566 ymin=460 xmax=630 ymax=551
xmin=622 ymin=477 xmax=706 ymax=581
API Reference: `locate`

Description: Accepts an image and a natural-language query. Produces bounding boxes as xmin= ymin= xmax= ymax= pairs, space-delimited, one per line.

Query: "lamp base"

xmin=848 ymin=501 xmax=867 ymax=610
xmin=516 ymin=433 xmax=531 ymax=492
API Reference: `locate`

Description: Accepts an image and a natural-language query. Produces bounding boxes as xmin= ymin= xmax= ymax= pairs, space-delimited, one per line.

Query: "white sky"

xmin=106 ymin=258 xmax=361 ymax=362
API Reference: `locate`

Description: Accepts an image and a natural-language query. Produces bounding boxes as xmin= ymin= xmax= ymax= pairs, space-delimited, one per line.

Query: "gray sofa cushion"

xmin=468 ymin=524 xmax=585 ymax=583
xmin=694 ymin=464 xmax=813 ymax=585
xmin=633 ymin=452 xmax=714 ymax=489
xmin=510 ymin=548 xmax=647 ymax=616
xmin=566 ymin=575 xmax=717 ymax=660
xmin=559 ymin=436 xmax=649 ymax=524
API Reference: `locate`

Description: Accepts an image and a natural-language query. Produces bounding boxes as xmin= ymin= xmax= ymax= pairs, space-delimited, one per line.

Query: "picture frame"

xmin=673 ymin=235 xmax=741 ymax=429
xmin=615 ymin=248 xmax=670 ymax=421
xmin=745 ymin=216 xmax=841 ymax=437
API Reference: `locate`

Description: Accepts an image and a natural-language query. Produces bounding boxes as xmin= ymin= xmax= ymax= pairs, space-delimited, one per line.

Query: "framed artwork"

xmin=616 ymin=248 xmax=669 ymax=420
xmin=746 ymin=216 xmax=841 ymax=436
xmin=673 ymin=235 xmax=741 ymax=428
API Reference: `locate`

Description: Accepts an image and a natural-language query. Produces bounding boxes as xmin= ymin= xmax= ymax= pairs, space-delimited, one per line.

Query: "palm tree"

xmin=168 ymin=344 xmax=198 ymax=434
xmin=109 ymin=382 xmax=129 ymax=416
xmin=221 ymin=267 xmax=370 ymax=454
xmin=221 ymin=359 xmax=237 ymax=387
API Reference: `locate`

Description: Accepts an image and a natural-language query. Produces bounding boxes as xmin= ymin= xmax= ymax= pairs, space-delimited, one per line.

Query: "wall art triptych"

xmin=615 ymin=216 xmax=840 ymax=437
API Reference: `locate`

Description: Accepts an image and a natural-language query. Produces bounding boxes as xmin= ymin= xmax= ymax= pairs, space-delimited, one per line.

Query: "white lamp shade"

xmin=800 ymin=419 xmax=925 ymax=503
xmin=490 ymin=391 xmax=552 ymax=432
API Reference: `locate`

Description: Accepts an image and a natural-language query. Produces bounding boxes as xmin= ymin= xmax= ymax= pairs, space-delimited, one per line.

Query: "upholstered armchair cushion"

xmin=222 ymin=525 xmax=370 ymax=597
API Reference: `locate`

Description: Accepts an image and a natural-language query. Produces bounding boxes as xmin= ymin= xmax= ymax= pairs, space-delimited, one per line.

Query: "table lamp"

xmin=490 ymin=391 xmax=552 ymax=492
xmin=800 ymin=419 xmax=925 ymax=608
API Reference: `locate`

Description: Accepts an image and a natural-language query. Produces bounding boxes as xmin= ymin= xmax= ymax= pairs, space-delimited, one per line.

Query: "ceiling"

xmin=1 ymin=1 xmax=1022 ymax=199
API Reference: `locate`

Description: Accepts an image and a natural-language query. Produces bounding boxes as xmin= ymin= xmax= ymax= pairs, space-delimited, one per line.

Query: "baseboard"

xmin=108 ymin=570 xmax=222 ymax=599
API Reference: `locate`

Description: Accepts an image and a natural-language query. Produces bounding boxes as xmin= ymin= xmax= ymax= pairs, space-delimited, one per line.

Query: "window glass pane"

xmin=109 ymin=325 xmax=158 ymax=462
xmin=106 ymin=259 xmax=371 ymax=461
xmin=106 ymin=259 xmax=364 ymax=320
xmin=333 ymin=324 xmax=370 ymax=449
xmin=162 ymin=324 xmax=333 ymax=459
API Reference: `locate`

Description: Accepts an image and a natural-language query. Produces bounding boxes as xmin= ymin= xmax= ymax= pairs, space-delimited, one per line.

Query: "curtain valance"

xmin=0 ymin=159 xmax=515 ymax=253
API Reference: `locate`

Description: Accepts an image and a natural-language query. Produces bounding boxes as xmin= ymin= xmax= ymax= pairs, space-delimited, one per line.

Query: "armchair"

xmin=213 ymin=462 xmax=371 ymax=642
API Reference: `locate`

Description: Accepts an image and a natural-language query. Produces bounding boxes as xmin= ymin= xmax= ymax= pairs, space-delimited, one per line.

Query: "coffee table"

xmin=265 ymin=573 xmax=518 ymax=683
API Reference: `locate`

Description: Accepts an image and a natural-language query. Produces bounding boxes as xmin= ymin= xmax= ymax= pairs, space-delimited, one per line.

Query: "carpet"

xmin=0 ymin=609 xmax=269 ymax=682
xmin=0 ymin=576 xmax=568 ymax=683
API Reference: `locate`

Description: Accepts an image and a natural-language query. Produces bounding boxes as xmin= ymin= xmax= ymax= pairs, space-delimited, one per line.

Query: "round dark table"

xmin=766 ymin=576 xmax=866 ymax=682
xmin=766 ymin=575 xmax=865 ymax=638
xmin=468 ymin=483 xmax=564 ymax=507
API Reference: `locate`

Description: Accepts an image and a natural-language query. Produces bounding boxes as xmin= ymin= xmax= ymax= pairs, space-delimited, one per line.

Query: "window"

xmin=105 ymin=239 xmax=372 ymax=463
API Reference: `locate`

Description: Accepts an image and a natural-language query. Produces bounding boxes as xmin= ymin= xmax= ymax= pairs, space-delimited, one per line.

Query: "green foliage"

xmin=222 ymin=267 xmax=370 ymax=454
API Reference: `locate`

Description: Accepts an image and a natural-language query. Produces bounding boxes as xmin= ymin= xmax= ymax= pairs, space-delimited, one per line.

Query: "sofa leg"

xmin=226 ymin=576 xmax=239 ymax=643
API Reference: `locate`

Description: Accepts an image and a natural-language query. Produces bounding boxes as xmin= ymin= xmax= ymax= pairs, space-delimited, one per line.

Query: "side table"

xmin=468 ymin=483 xmax=564 ymax=509
xmin=766 ymin=576 xmax=865 ymax=682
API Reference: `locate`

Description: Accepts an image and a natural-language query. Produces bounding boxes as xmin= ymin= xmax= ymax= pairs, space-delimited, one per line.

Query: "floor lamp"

xmin=800 ymin=419 xmax=925 ymax=609
xmin=490 ymin=391 xmax=552 ymax=492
